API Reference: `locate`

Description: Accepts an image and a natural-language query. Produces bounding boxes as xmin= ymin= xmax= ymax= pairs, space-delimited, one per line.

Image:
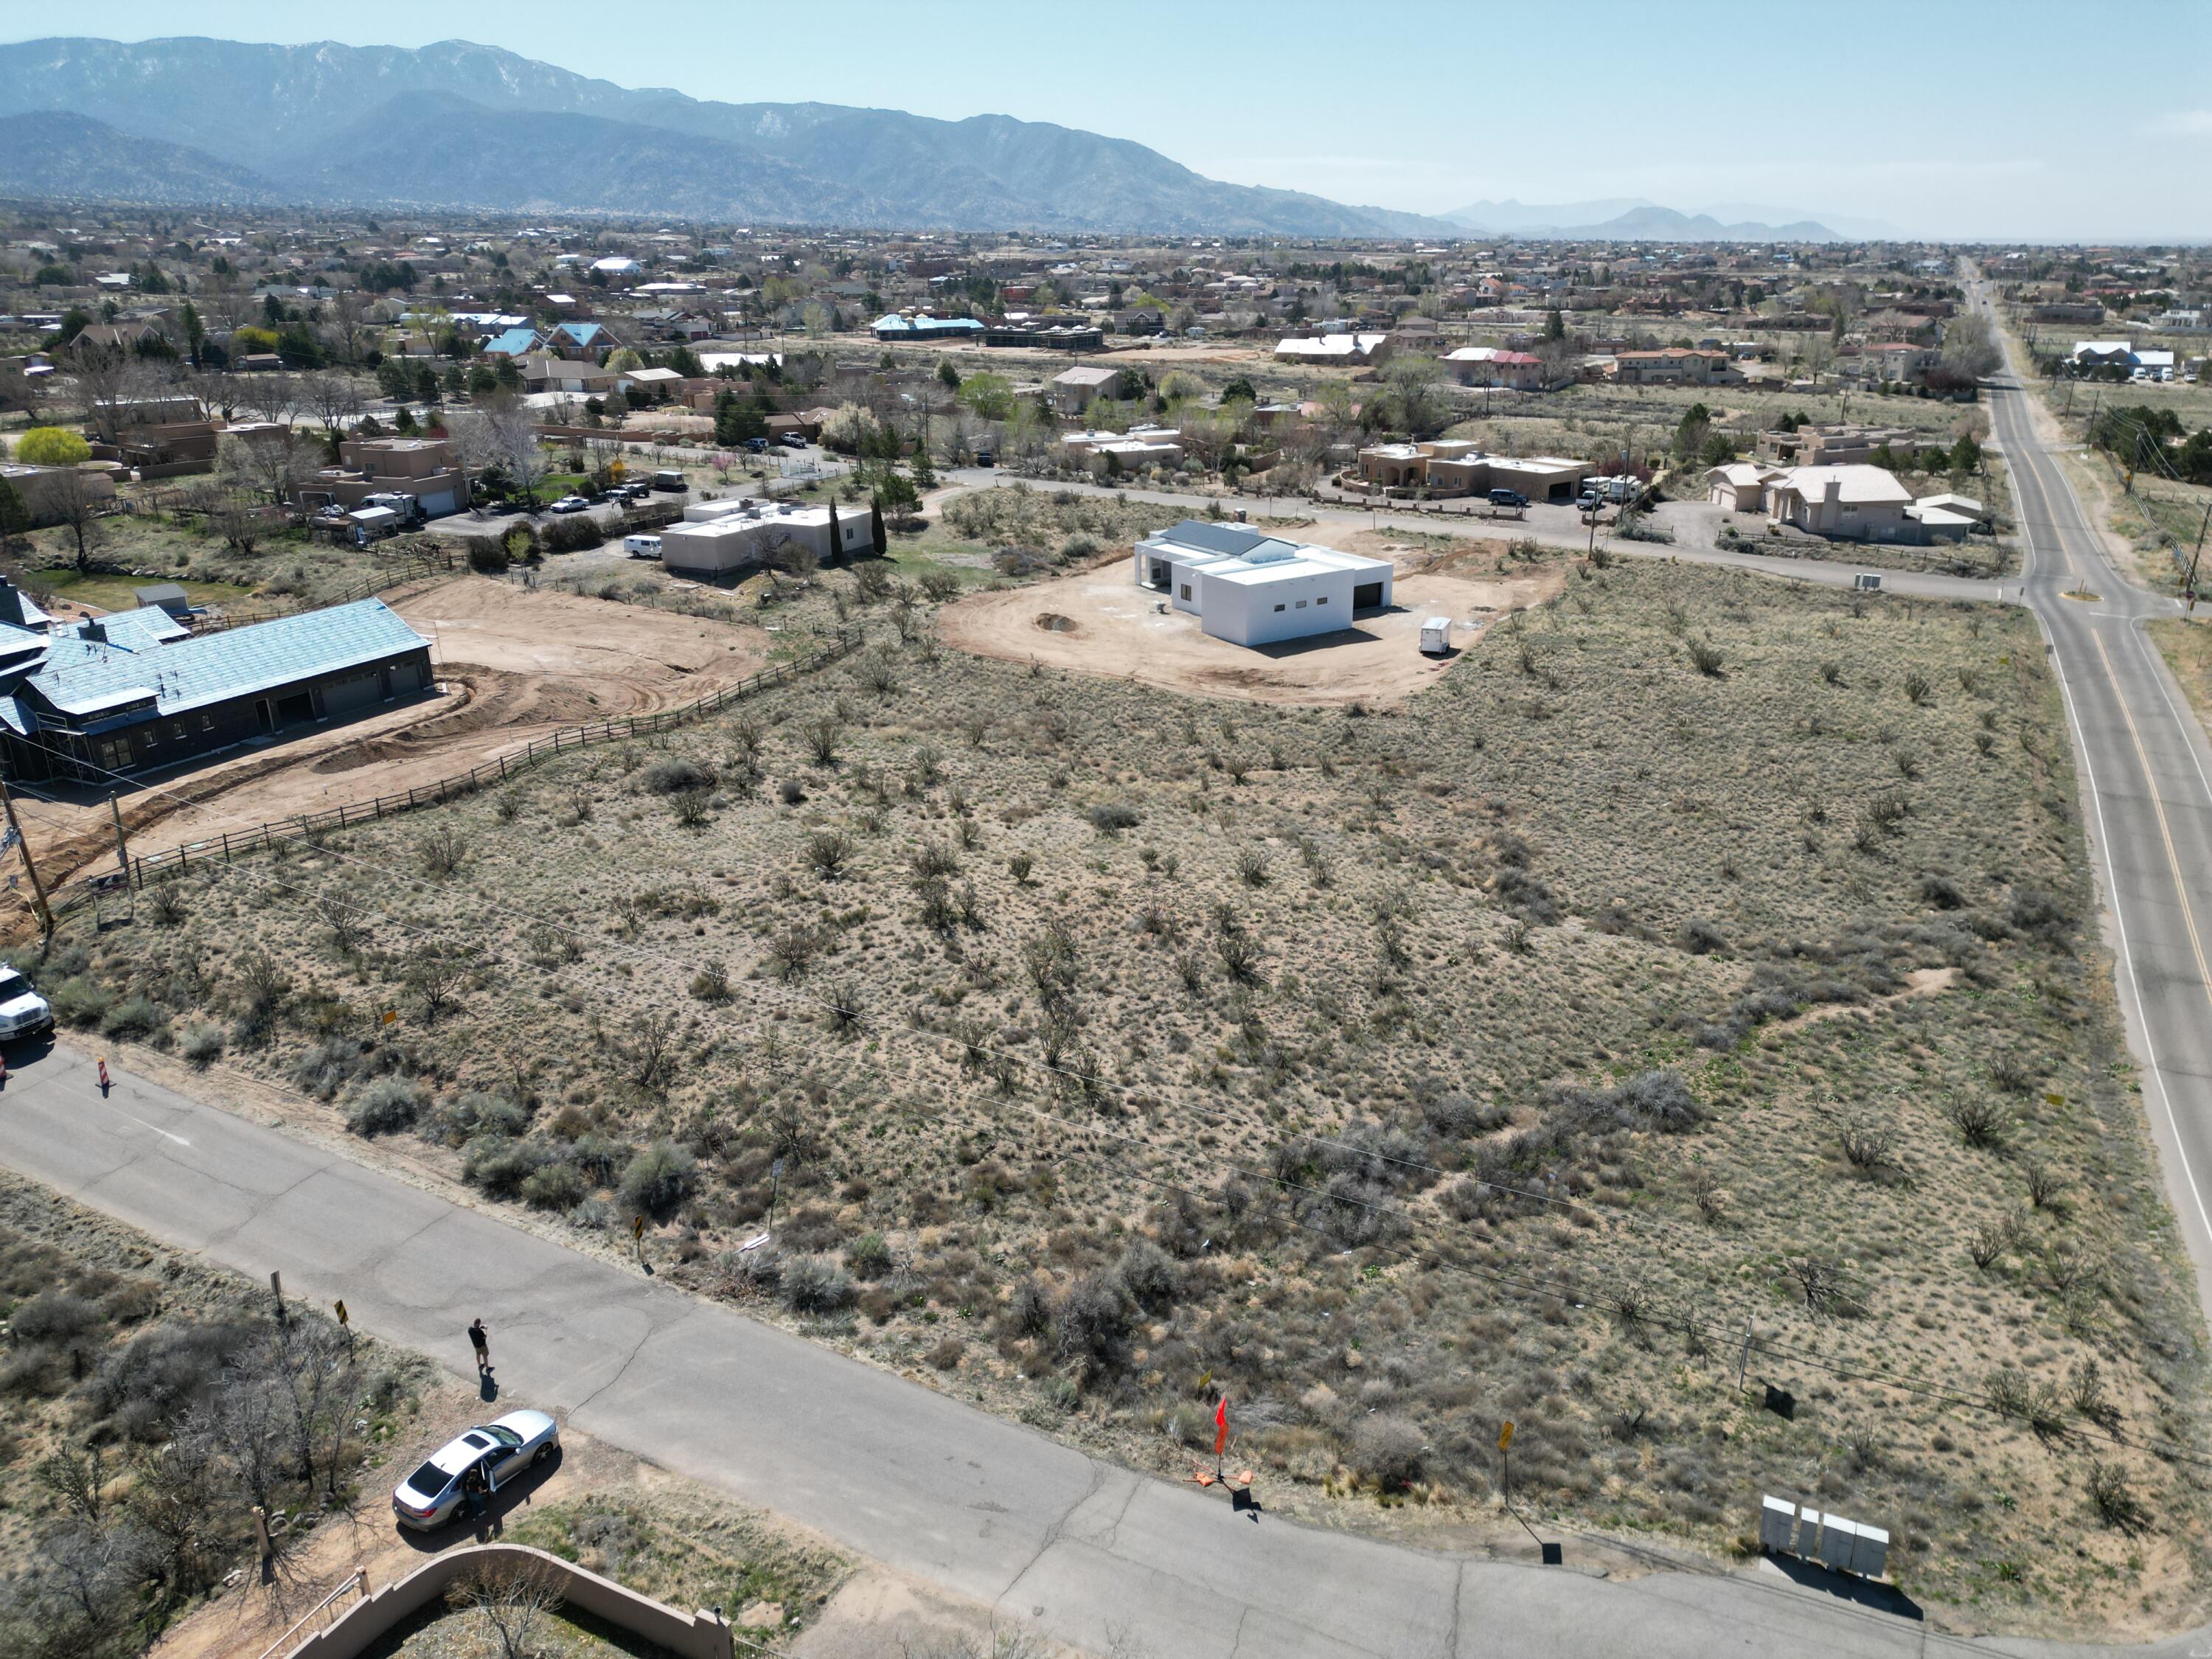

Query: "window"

xmin=200 ymin=714 xmax=214 ymax=731
xmin=1315 ymin=596 xmax=1328 ymax=605
xmin=172 ymin=721 xmax=185 ymax=740
xmin=1273 ymin=603 xmax=1285 ymax=613
xmin=1179 ymin=584 xmax=1191 ymax=600
xmin=144 ymin=726 xmax=159 ymax=746
xmin=1296 ymin=599 xmax=1308 ymax=609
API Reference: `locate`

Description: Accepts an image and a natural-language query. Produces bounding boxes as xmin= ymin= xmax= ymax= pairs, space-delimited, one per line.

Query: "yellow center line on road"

xmin=2088 ymin=624 xmax=2212 ymax=1016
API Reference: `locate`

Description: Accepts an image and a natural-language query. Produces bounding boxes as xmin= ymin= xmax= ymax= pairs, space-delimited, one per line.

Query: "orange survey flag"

xmin=1214 ymin=1397 xmax=1228 ymax=1456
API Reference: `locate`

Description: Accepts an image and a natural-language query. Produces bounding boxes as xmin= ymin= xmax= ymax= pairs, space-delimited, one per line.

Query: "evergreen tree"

xmin=871 ymin=499 xmax=887 ymax=554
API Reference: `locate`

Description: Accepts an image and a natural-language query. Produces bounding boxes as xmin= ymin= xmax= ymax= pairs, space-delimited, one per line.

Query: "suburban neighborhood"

xmin=0 ymin=13 xmax=2209 ymax=1659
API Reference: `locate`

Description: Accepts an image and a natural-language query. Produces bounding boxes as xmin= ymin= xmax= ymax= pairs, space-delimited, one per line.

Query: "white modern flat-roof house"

xmin=1133 ymin=520 xmax=1393 ymax=647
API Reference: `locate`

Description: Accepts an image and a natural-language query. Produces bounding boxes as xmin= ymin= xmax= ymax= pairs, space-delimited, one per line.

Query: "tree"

xmin=44 ymin=466 xmax=108 ymax=572
xmin=826 ymin=498 xmax=842 ymax=562
xmin=463 ymin=1556 xmax=566 ymax=1659
xmin=301 ymin=371 xmax=363 ymax=439
xmin=936 ymin=358 xmax=962 ymax=391
xmin=1545 ymin=306 xmax=1566 ymax=342
xmin=1934 ymin=313 xmax=2002 ymax=388
xmin=871 ymin=498 xmax=888 ymax=553
xmin=16 ymin=427 xmax=91 ymax=467
xmin=0 ymin=479 xmax=28 ymax=547
xmin=1378 ymin=356 xmax=1447 ymax=437
xmin=956 ymin=372 xmax=1017 ymax=422
xmin=1222 ymin=375 xmax=1259 ymax=404
xmin=219 ymin=426 xmax=310 ymax=507
xmin=1950 ymin=434 xmax=1983 ymax=475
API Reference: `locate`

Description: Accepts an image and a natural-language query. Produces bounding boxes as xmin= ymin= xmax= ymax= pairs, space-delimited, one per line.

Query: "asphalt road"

xmin=4 ymin=1040 xmax=2188 ymax=1659
xmin=1966 ymin=279 xmax=2212 ymax=1313
xmin=939 ymin=467 xmax=2012 ymax=604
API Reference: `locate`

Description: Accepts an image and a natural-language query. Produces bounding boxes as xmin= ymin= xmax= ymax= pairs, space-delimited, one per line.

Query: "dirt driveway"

xmin=17 ymin=577 xmax=773 ymax=896
xmin=936 ymin=550 xmax=1562 ymax=707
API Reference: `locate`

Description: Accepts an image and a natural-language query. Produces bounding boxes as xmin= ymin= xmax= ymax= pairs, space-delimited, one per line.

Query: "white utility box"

xmin=1419 ymin=616 xmax=1452 ymax=655
xmin=1849 ymin=1522 xmax=1890 ymax=1579
xmin=1819 ymin=1514 xmax=1859 ymax=1572
xmin=1760 ymin=1495 xmax=1798 ymax=1554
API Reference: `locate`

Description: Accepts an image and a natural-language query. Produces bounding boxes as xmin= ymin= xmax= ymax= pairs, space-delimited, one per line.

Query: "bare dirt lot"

xmin=17 ymin=578 xmax=775 ymax=897
xmin=936 ymin=553 xmax=1563 ymax=706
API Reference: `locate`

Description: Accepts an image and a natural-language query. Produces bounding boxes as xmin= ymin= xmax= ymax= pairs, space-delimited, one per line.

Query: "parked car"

xmin=651 ymin=470 xmax=687 ymax=492
xmin=973 ymin=448 xmax=995 ymax=467
xmin=550 ymin=495 xmax=589 ymax=514
xmin=392 ymin=1410 xmax=560 ymax=1530
xmin=1487 ymin=487 xmax=1528 ymax=508
xmin=745 ymin=437 xmax=769 ymax=453
xmin=779 ymin=433 xmax=807 ymax=449
xmin=0 ymin=967 xmax=53 ymax=1040
xmin=623 ymin=535 xmax=662 ymax=559
xmin=1576 ymin=490 xmax=1601 ymax=513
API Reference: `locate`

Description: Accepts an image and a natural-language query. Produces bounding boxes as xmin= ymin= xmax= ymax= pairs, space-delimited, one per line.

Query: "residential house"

xmin=483 ymin=327 xmax=545 ymax=358
xmin=1610 ymin=347 xmax=1739 ymax=386
xmin=299 ymin=437 xmax=471 ymax=519
xmin=1705 ymin=462 xmax=1788 ymax=512
xmin=1762 ymin=464 xmax=1915 ymax=540
xmin=1132 ymin=520 xmax=1392 ymax=648
xmin=520 ymin=353 xmax=616 ymax=397
xmin=546 ymin=321 xmax=617 ymax=360
xmin=1862 ymin=342 xmax=1941 ymax=384
xmin=657 ymin=500 xmax=872 ymax=580
xmin=0 ymin=462 xmax=118 ymax=525
xmin=1048 ymin=364 xmax=1121 ymax=414
xmin=0 ymin=597 xmax=434 ymax=785
xmin=1275 ymin=333 xmax=1392 ymax=365
xmin=1355 ymin=442 xmax=1590 ymax=501
xmin=1442 ymin=346 xmax=1546 ymax=389
xmin=1754 ymin=423 xmax=1921 ymax=467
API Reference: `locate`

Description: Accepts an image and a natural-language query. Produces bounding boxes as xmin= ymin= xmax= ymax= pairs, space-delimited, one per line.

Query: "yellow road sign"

xmin=633 ymin=1214 xmax=646 ymax=1240
xmin=334 ymin=1298 xmax=349 ymax=1326
xmin=1498 ymin=1421 xmax=1515 ymax=1453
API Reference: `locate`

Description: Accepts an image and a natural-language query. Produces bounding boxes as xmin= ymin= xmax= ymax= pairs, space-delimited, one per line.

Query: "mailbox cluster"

xmin=1761 ymin=1495 xmax=1890 ymax=1579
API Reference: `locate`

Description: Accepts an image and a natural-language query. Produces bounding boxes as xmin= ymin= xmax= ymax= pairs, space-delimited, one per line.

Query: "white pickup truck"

xmin=0 ymin=966 xmax=52 ymax=1040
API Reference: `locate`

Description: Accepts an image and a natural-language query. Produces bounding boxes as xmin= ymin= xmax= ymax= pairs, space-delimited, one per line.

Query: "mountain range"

xmin=0 ymin=35 xmax=1453 ymax=237
xmin=1442 ymin=196 xmax=1902 ymax=243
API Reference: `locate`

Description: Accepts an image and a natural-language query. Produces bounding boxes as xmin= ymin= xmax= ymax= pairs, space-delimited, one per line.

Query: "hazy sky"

xmin=10 ymin=1 xmax=2209 ymax=241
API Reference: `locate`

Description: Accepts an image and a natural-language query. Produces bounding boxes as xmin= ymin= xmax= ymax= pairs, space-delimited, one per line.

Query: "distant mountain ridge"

xmin=0 ymin=110 xmax=282 ymax=206
xmin=0 ymin=35 xmax=1458 ymax=237
xmin=1444 ymin=196 xmax=1859 ymax=243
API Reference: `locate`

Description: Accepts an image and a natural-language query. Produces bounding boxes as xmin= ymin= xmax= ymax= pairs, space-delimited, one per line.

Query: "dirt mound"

xmin=1034 ymin=613 xmax=1080 ymax=635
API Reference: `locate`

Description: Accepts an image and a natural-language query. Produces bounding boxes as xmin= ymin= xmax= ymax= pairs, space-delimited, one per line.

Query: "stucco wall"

xmin=284 ymin=1543 xmax=734 ymax=1659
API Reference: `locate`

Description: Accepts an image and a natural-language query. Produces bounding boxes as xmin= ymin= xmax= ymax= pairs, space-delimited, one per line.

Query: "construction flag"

xmin=1214 ymin=1397 xmax=1228 ymax=1457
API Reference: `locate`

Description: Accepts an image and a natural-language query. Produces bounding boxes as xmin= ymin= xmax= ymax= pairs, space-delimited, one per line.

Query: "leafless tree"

xmin=300 ymin=371 xmax=364 ymax=439
xmin=236 ymin=370 xmax=304 ymax=430
xmin=326 ymin=290 xmax=375 ymax=366
xmin=44 ymin=465 xmax=111 ymax=572
xmin=462 ymin=1555 xmax=566 ymax=1659
xmin=219 ymin=427 xmax=313 ymax=507
xmin=70 ymin=341 xmax=143 ymax=442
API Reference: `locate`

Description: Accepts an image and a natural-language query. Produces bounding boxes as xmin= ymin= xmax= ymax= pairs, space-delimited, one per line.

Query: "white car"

xmin=0 ymin=967 xmax=53 ymax=1040
xmin=550 ymin=495 xmax=590 ymax=514
xmin=623 ymin=534 xmax=662 ymax=559
xmin=391 ymin=1409 xmax=559 ymax=1529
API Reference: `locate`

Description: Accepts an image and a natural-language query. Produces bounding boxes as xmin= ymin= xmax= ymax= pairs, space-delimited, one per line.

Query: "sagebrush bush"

xmin=782 ymin=1255 xmax=856 ymax=1314
xmin=619 ymin=1140 xmax=698 ymax=1219
xmin=344 ymin=1076 xmax=421 ymax=1138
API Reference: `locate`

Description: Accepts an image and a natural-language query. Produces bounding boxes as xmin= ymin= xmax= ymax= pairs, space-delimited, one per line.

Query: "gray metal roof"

xmin=15 ymin=597 xmax=428 ymax=731
xmin=1158 ymin=520 xmax=1268 ymax=557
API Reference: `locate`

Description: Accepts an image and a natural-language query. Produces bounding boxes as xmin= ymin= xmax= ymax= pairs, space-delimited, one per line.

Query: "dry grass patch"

xmin=45 ymin=562 xmax=2212 ymax=1637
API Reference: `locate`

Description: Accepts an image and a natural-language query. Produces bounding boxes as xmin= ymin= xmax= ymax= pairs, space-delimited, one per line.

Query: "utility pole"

xmin=0 ymin=776 xmax=52 ymax=942
xmin=2187 ymin=500 xmax=2212 ymax=613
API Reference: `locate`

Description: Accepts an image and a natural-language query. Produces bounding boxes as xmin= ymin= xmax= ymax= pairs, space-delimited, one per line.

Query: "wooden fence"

xmin=190 ymin=546 xmax=461 ymax=635
xmin=120 ymin=627 xmax=858 ymax=888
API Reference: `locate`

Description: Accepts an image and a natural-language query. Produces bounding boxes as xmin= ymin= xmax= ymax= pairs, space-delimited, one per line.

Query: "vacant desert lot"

xmin=937 ymin=557 xmax=1560 ymax=706
xmin=15 ymin=578 xmax=777 ymax=892
xmin=40 ymin=551 xmax=2212 ymax=1638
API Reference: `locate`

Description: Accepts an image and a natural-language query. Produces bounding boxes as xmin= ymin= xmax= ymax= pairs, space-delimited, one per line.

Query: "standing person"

xmin=461 ymin=1459 xmax=488 ymax=1522
xmin=468 ymin=1317 xmax=491 ymax=1377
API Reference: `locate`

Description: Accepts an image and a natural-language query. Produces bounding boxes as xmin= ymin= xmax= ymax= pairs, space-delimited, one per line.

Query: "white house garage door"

xmin=417 ymin=490 xmax=457 ymax=517
xmin=1352 ymin=582 xmax=1385 ymax=610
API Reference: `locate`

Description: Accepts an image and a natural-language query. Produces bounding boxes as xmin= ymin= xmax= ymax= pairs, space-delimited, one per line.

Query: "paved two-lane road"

xmin=4 ymin=1041 xmax=2166 ymax=1659
xmin=1969 ymin=277 xmax=2212 ymax=1310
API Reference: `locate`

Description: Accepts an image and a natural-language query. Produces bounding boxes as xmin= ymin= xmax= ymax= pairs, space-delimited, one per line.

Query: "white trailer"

xmin=1419 ymin=616 xmax=1452 ymax=655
